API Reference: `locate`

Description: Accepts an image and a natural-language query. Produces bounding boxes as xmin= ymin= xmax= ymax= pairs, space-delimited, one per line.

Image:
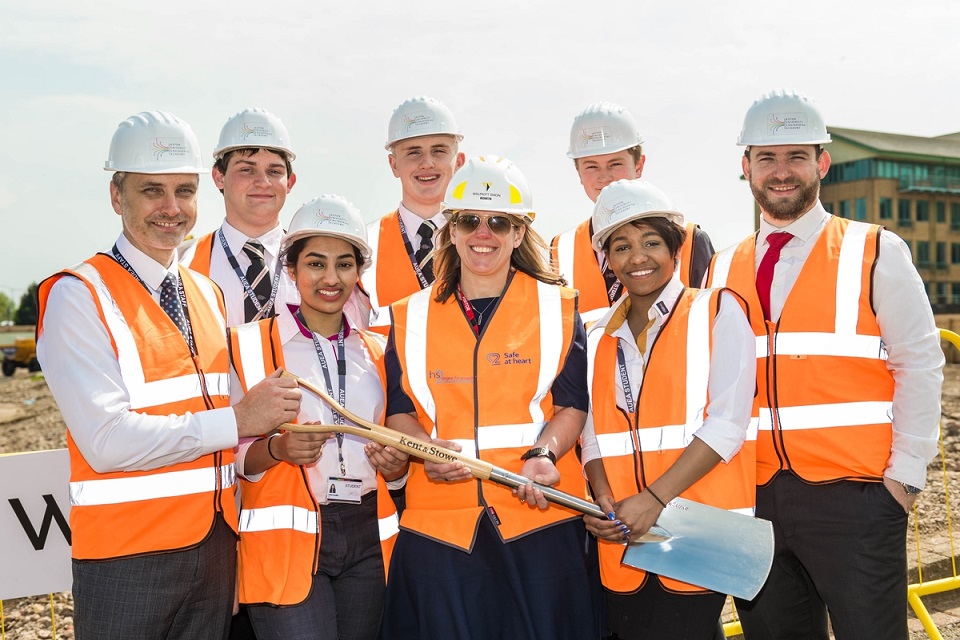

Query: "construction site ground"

xmin=1 ymin=366 xmax=960 ymax=639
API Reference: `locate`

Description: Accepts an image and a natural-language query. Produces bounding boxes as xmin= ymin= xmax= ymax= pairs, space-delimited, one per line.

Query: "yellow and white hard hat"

xmin=104 ymin=111 xmax=207 ymax=174
xmin=385 ymin=96 xmax=463 ymax=150
xmin=568 ymin=102 xmax=644 ymax=159
xmin=282 ymin=195 xmax=371 ymax=273
xmin=738 ymin=89 xmax=832 ymax=147
xmin=591 ymin=179 xmax=684 ymax=251
xmin=442 ymin=155 xmax=535 ymax=223
xmin=214 ymin=108 xmax=296 ymax=161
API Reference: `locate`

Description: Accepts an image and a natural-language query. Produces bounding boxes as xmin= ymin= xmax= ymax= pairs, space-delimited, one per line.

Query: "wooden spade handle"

xmin=281 ymin=371 xmax=606 ymax=519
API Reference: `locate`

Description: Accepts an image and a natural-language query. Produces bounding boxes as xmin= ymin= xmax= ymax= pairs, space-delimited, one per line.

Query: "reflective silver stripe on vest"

xmin=556 ymin=227 xmax=577 ymax=287
xmin=835 ymin=221 xmax=869 ymax=334
xmin=365 ymin=218 xmax=390 ymax=327
xmin=70 ymin=463 xmax=235 ymax=506
xmin=234 ymin=322 xmax=269 ymax=388
xmin=379 ymin=513 xmax=400 ymax=541
xmin=684 ymin=291 xmax=713 ymax=432
xmin=758 ymin=401 xmax=893 ymax=432
xmin=708 ymin=245 xmax=736 ymax=287
xmin=238 ymin=505 xmax=319 ymax=534
xmin=531 ymin=281 xmax=564 ymax=426
xmin=404 ymin=289 xmax=436 ymax=433
xmin=756 ymin=332 xmax=886 ymax=360
xmin=72 ymin=262 xmax=230 ymax=410
xmin=596 ymin=425 xmax=696 ymax=456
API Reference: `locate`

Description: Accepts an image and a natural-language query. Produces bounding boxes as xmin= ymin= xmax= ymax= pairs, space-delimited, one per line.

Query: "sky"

xmin=2 ymin=0 xmax=958 ymax=302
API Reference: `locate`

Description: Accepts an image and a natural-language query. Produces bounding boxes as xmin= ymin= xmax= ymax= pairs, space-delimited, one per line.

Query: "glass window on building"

xmin=937 ymin=201 xmax=947 ymax=223
xmin=879 ymin=197 xmax=893 ymax=220
xmin=917 ymin=241 xmax=930 ymax=266
xmin=917 ymin=200 xmax=930 ymax=222
xmin=899 ymin=199 xmax=911 ymax=225
xmin=823 ymin=202 xmax=833 ymax=214
xmin=952 ymin=203 xmax=960 ymax=230
xmin=952 ymin=282 xmax=960 ymax=305
xmin=839 ymin=200 xmax=850 ymax=219
xmin=937 ymin=242 xmax=947 ymax=266
xmin=952 ymin=243 xmax=960 ymax=264
xmin=936 ymin=282 xmax=947 ymax=305
xmin=855 ymin=198 xmax=867 ymax=221
xmin=904 ymin=240 xmax=912 ymax=258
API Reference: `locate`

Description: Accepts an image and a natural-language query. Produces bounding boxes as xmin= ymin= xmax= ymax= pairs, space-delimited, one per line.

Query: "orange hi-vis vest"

xmin=390 ymin=271 xmax=585 ymax=551
xmin=183 ymin=231 xmax=216 ymax=276
xmin=363 ymin=211 xmax=429 ymax=334
xmin=551 ymin=220 xmax=702 ymax=323
xmin=587 ymin=289 xmax=757 ymax=593
xmin=706 ymin=216 xmax=893 ymax=485
xmin=229 ymin=317 xmax=399 ymax=606
xmin=37 ymin=254 xmax=235 ymax=561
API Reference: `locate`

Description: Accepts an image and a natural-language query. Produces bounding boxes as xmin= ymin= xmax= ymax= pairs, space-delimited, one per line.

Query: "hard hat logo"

xmin=240 ymin=122 xmax=275 ymax=141
xmin=482 ymin=182 xmax=492 ymax=191
xmin=152 ymin=138 xmax=188 ymax=160
xmin=402 ymin=111 xmax=438 ymax=134
xmin=768 ymin=113 xmax=808 ymax=136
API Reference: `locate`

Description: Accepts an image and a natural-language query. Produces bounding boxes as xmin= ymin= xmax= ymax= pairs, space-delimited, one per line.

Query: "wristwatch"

xmin=900 ymin=482 xmax=922 ymax=495
xmin=520 ymin=447 xmax=557 ymax=465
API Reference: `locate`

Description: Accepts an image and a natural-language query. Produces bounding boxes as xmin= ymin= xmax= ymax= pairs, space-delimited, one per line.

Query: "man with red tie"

xmin=706 ymin=89 xmax=943 ymax=640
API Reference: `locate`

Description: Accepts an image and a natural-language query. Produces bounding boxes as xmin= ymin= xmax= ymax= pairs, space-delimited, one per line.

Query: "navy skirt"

xmin=380 ymin=514 xmax=602 ymax=640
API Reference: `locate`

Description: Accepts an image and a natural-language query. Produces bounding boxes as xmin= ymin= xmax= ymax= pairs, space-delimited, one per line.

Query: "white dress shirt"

xmin=757 ymin=202 xmax=944 ymax=488
xmin=234 ymin=304 xmax=388 ymax=503
xmin=397 ymin=202 xmax=446 ymax=254
xmin=580 ymin=274 xmax=756 ymax=465
xmin=183 ymin=220 xmax=297 ymax=327
xmin=37 ymin=234 xmax=239 ymax=473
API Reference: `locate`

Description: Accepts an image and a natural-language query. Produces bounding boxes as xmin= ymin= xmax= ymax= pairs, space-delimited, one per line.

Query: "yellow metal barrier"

xmin=723 ymin=328 xmax=960 ymax=638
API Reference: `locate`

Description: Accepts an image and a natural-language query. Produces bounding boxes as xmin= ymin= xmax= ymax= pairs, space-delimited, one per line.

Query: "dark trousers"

xmin=735 ymin=473 xmax=909 ymax=640
xmin=606 ymin=577 xmax=726 ymax=640
xmin=247 ymin=492 xmax=385 ymax=640
xmin=73 ymin=516 xmax=237 ymax=640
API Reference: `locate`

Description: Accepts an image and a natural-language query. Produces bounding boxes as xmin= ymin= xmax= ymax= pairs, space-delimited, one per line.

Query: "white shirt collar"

xmin=115 ymin=233 xmax=178 ymax=293
xmin=758 ymin=200 xmax=829 ymax=247
xmin=397 ymin=202 xmax=446 ymax=246
xmin=220 ymin=219 xmax=284 ymax=259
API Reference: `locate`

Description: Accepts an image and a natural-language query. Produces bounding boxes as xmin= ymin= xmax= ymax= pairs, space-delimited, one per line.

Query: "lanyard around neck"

xmin=218 ymin=229 xmax=282 ymax=320
xmin=397 ymin=214 xmax=433 ymax=289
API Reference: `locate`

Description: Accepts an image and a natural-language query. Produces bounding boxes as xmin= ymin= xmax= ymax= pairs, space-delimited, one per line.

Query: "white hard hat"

xmin=442 ymin=155 xmax=535 ymax=222
xmin=591 ymin=179 xmax=684 ymax=251
xmin=282 ymin=195 xmax=372 ymax=273
xmin=738 ymin=89 xmax=832 ymax=147
xmin=385 ymin=96 xmax=463 ymax=150
xmin=568 ymin=102 xmax=644 ymax=159
xmin=213 ymin=108 xmax=296 ymax=161
xmin=104 ymin=111 xmax=207 ymax=174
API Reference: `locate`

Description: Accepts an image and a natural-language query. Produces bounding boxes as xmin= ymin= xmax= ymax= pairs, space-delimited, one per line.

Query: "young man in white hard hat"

xmin=181 ymin=108 xmax=297 ymax=327
xmin=707 ymin=89 xmax=943 ymax=640
xmin=550 ymin=102 xmax=715 ymax=323
xmin=36 ymin=111 xmax=301 ymax=639
xmin=362 ymin=95 xmax=465 ymax=333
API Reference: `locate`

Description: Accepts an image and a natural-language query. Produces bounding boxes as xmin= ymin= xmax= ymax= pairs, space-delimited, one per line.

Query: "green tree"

xmin=14 ymin=283 xmax=39 ymax=326
xmin=0 ymin=291 xmax=14 ymax=323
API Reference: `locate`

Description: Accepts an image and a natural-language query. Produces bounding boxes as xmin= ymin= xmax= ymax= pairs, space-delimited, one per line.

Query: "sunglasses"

xmin=453 ymin=213 xmax=518 ymax=236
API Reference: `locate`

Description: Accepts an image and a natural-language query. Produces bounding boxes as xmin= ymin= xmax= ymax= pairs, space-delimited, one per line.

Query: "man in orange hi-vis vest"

xmin=362 ymin=96 xmax=465 ymax=334
xmin=550 ymin=102 xmax=716 ymax=323
xmin=36 ymin=111 xmax=301 ymax=640
xmin=707 ymin=89 xmax=944 ymax=640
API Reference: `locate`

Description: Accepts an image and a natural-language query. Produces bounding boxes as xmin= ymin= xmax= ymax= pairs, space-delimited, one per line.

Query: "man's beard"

xmin=751 ymin=176 xmax=821 ymax=222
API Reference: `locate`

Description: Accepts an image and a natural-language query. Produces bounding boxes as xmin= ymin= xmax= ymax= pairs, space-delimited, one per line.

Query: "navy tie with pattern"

xmin=414 ymin=221 xmax=437 ymax=283
xmin=242 ymin=240 xmax=273 ymax=322
xmin=159 ymin=273 xmax=190 ymax=345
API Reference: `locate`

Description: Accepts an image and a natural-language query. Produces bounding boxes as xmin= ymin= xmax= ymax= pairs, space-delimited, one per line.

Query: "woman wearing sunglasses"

xmin=228 ymin=195 xmax=408 ymax=640
xmin=580 ymin=179 xmax=757 ymax=639
xmin=380 ymin=156 xmax=601 ymax=639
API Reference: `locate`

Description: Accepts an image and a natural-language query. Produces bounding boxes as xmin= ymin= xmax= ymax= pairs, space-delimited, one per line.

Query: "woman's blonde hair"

xmin=433 ymin=213 xmax=566 ymax=303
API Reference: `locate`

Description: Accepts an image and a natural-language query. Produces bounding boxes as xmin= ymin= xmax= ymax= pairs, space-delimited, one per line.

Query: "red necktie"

xmin=757 ymin=232 xmax=793 ymax=321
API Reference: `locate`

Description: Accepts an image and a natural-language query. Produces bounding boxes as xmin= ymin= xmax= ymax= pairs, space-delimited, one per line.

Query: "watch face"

xmin=903 ymin=484 xmax=922 ymax=495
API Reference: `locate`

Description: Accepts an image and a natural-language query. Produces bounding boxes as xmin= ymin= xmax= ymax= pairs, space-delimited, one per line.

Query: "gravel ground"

xmin=1 ymin=366 xmax=960 ymax=639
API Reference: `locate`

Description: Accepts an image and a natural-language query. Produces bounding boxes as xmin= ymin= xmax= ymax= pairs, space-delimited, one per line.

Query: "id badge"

xmin=327 ymin=477 xmax=362 ymax=504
